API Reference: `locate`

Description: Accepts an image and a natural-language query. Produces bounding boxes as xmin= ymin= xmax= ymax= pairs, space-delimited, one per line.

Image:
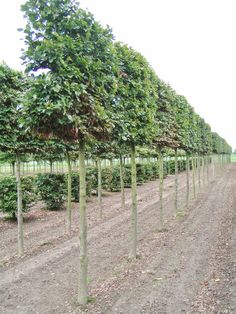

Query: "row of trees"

xmin=0 ymin=0 xmax=231 ymax=305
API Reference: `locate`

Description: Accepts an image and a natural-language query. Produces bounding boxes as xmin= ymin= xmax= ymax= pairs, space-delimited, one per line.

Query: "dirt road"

xmin=0 ymin=164 xmax=235 ymax=313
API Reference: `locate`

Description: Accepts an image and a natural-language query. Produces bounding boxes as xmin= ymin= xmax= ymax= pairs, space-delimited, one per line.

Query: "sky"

xmin=0 ymin=0 xmax=236 ymax=149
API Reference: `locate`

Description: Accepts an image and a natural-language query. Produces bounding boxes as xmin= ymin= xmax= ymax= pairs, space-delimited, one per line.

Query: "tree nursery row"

xmin=0 ymin=0 xmax=231 ymax=305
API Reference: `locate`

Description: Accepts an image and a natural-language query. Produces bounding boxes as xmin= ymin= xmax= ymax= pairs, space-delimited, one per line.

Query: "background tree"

xmin=0 ymin=63 xmax=37 ymax=256
xmin=152 ymin=79 xmax=179 ymax=224
xmin=114 ymin=42 xmax=157 ymax=259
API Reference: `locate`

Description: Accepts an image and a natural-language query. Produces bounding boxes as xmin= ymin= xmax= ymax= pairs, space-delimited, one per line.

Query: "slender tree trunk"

xmin=16 ymin=154 xmax=23 ymax=256
xmin=206 ymin=155 xmax=210 ymax=184
xmin=159 ymin=151 xmax=164 ymax=227
xmin=109 ymin=159 xmax=113 ymax=191
xmin=12 ymin=161 xmax=15 ymax=176
xmin=202 ymin=156 xmax=205 ymax=186
xmin=186 ymin=154 xmax=190 ymax=210
xmin=192 ymin=155 xmax=196 ymax=198
xmin=78 ymin=140 xmax=88 ymax=305
xmin=97 ymin=157 xmax=102 ymax=218
xmin=50 ymin=160 xmax=53 ymax=173
xmin=120 ymin=155 xmax=125 ymax=210
xmin=66 ymin=152 xmax=72 ymax=235
xmin=198 ymin=154 xmax=201 ymax=190
xmin=129 ymin=144 xmax=137 ymax=259
xmin=175 ymin=148 xmax=178 ymax=213
xmin=212 ymin=155 xmax=215 ymax=179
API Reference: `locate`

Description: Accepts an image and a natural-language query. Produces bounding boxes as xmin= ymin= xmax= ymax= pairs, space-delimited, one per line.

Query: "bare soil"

xmin=0 ymin=164 xmax=235 ymax=314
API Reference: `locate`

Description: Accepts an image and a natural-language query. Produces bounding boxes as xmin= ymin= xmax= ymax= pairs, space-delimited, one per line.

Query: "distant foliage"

xmin=35 ymin=174 xmax=66 ymax=210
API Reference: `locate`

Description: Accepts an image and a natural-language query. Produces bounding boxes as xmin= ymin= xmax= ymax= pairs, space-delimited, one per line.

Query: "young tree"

xmin=153 ymin=80 xmax=179 ymax=223
xmin=0 ymin=63 xmax=35 ymax=256
xmin=21 ymin=0 xmax=118 ymax=305
xmin=114 ymin=42 xmax=157 ymax=258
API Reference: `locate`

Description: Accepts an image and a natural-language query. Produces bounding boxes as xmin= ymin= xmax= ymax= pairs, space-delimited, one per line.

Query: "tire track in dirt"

xmin=0 ymin=166 xmax=219 ymax=314
xmin=84 ymin=166 xmax=235 ymax=314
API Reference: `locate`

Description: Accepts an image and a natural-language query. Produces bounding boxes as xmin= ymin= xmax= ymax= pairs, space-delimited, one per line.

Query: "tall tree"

xmin=114 ymin=43 xmax=157 ymax=259
xmin=0 ymin=63 xmax=37 ymax=255
xmin=21 ymin=0 xmax=118 ymax=305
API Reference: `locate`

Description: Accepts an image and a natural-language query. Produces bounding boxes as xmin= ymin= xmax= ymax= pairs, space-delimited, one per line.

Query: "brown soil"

xmin=0 ymin=164 xmax=235 ymax=314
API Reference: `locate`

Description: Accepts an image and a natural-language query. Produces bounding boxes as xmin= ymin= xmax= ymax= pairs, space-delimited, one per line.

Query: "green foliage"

xmin=113 ymin=43 xmax=157 ymax=146
xmin=21 ymin=0 xmax=118 ymax=143
xmin=154 ymin=80 xmax=179 ymax=149
xmin=70 ymin=169 xmax=97 ymax=202
xmin=0 ymin=63 xmax=30 ymax=153
xmin=100 ymin=161 xmax=168 ymax=192
xmin=35 ymin=173 xmax=66 ymax=210
xmin=0 ymin=176 xmax=35 ymax=218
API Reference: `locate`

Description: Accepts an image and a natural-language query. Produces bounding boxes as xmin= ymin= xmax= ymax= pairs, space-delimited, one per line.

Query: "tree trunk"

xmin=212 ymin=155 xmax=215 ymax=179
xmin=202 ymin=156 xmax=205 ymax=186
xmin=66 ymin=152 xmax=72 ymax=235
xmin=78 ymin=140 xmax=88 ymax=305
xmin=198 ymin=154 xmax=201 ymax=190
xmin=12 ymin=161 xmax=15 ymax=176
xmin=174 ymin=148 xmax=178 ymax=213
xmin=120 ymin=155 xmax=125 ymax=210
xmin=129 ymin=144 xmax=137 ymax=259
xmin=206 ymin=155 xmax=210 ymax=184
xmin=192 ymin=155 xmax=196 ymax=198
xmin=50 ymin=160 xmax=53 ymax=173
xmin=16 ymin=154 xmax=23 ymax=256
xmin=109 ymin=159 xmax=113 ymax=191
xmin=186 ymin=154 xmax=190 ymax=210
xmin=97 ymin=157 xmax=102 ymax=218
xmin=159 ymin=151 xmax=164 ymax=227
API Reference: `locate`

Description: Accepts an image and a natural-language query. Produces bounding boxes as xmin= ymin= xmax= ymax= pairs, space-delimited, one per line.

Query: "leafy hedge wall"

xmin=0 ymin=176 xmax=35 ymax=218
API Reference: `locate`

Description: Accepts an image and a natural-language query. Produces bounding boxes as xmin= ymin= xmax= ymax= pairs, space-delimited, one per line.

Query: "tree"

xmin=0 ymin=63 xmax=34 ymax=255
xmin=153 ymin=80 xmax=179 ymax=224
xmin=114 ymin=42 xmax=157 ymax=259
xmin=21 ymin=0 xmax=118 ymax=305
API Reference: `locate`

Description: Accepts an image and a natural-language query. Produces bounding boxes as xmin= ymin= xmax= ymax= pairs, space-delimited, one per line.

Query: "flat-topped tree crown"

xmin=0 ymin=63 xmax=35 ymax=153
xmin=184 ymin=106 xmax=200 ymax=154
xmin=174 ymin=94 xmax=192 ymax=152
xmin=21 ymin=0 xmax=118 ymax=142
xmin=200 ymin=119 xmax=212 ymax=155
xmin=153 ymin=80 xmax=179 ymax=150
xmin=113 ymin=42 xmax=157 ymax=146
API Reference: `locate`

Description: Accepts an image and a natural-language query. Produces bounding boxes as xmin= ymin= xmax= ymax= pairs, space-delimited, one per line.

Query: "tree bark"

xmin=97 ymin=157 xmax=102 ymax=218
xmin=16 ymin=154 xmax=23 ymax=256
xmin=198 ymin=154 xmax=201 ymax=190
xmin=129 ymin=144 xmax=137 ymax=259
xmin=66 ymin=152 xmax=72 ymax=235
xmin=202 ymin=156 xmax=205 ymax=186
xmin=12 ymin=161 xmax=15 ymax=175
xmin=159 ymin=151 xmax=164 ymax=227
xmin=120 ymin=155 xmax=125 ymax=210
xmin=174 ymin=148 xmax=178 ymax=213
xmin=186 ymin=154 xmax=190 ymax=210
xmin=206 ymin=155 xmax=210 ymax=184
xmin=78 ymin=140 xmax=88 ymax=305
xmin=212 ymin=155 xmax=215 ymax=179
xmin=192 ymin=155 xmax=196 ymax=198
xmin=50 ymin=160 xmax=53 ymax=173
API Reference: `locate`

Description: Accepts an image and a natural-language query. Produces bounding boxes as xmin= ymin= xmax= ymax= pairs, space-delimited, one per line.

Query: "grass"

xmin=231 ymin=154 xmax=236 ymax=163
